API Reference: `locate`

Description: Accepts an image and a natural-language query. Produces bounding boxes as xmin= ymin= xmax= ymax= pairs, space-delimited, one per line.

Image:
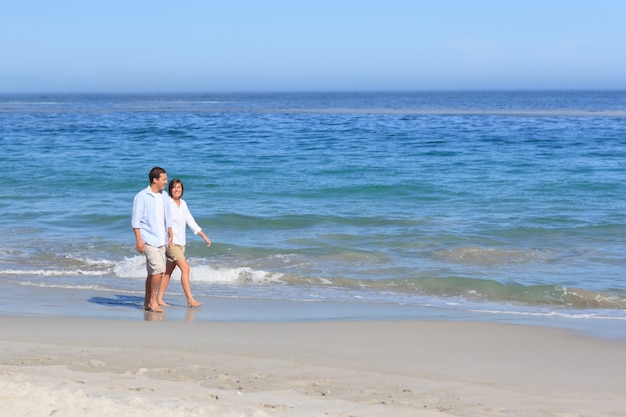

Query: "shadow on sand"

xmin=87 ymin=294 xmax=144 ymax=310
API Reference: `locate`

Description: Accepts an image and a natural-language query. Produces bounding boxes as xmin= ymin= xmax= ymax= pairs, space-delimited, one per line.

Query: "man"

xmin=132 ymin=166 xmax=173 ymax=313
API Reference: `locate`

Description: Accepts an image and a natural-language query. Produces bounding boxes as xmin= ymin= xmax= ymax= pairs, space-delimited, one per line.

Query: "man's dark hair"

xmin=149 ymin=166 xmax=166 ymax=184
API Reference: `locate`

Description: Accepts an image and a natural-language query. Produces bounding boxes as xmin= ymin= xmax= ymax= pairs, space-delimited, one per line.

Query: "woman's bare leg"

xmin=177 ymin=259 xmax=202 ymax=307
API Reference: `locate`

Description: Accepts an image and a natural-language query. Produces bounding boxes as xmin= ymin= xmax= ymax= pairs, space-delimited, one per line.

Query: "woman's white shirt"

xmin=170 ymin=198 xmax=202 ymax=246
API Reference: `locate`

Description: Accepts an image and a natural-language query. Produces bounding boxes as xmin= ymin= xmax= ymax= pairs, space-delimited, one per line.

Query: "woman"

xmin=157 ymin=178 xmax=211 ymax=308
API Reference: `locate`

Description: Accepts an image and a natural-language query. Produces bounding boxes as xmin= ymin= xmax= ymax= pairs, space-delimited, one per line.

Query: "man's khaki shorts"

xmin=144 ymin=243 xmax=166 ymax=275
xmin=166 ymin=244 xmax=186 ymax=263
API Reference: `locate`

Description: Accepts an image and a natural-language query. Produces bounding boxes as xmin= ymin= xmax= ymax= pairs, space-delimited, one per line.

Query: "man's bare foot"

xmin=188 ymin=300 xmax=202 ymax=308
xmin=145 ymin=304 xmax=163 ymax=313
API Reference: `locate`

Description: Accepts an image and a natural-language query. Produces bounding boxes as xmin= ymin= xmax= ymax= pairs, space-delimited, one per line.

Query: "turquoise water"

xmin=1 ymin=92 xmax=625 ymax=334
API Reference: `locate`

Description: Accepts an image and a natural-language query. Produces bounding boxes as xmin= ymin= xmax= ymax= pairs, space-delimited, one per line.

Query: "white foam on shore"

xmin=113 ymin=256 xmax=283 ymax=284
xmin=272 ymin=108 xmax=626 ymax=117
xmin=0 ymin=268 xmax=108 ymax=276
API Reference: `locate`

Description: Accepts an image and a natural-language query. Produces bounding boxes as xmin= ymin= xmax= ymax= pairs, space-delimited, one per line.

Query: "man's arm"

xmin=134 ymin=228 xmax=144 ymax=253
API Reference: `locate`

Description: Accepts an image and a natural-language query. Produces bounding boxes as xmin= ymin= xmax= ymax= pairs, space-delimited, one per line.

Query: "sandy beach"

xmin=1 ymin=316 xmax=624 ymax=417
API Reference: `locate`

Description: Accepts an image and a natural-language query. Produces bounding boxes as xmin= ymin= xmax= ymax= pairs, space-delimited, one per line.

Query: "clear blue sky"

xmin=1 ymin=0 xmax=625 ymax=93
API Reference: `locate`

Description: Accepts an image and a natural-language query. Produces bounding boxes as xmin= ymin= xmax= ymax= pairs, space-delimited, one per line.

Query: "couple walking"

xmin=131 ymin=167 xmax=211 ymax=313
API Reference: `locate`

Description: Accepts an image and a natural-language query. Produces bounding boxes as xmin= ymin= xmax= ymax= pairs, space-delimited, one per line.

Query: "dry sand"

xmin=1 ymin=316 xmax=624 ymax=417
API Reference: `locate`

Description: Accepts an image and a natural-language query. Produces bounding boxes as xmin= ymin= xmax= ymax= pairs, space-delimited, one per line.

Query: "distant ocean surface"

xmin=1 ymin=91 xmax=625 ymax=336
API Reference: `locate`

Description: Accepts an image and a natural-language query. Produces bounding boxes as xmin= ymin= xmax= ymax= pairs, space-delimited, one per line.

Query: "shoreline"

xmin=1 ymin=278 xmax=625 ymax=342
xmin=2 ymin=316 xmax=625 ymax=416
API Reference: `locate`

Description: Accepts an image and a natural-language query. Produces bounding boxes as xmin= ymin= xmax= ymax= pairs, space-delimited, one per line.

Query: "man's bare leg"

xmin=145 ymin=273 xmax=163 ymax=312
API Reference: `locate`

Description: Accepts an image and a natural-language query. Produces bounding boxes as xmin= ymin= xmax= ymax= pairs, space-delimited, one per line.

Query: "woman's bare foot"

xmin=157 ymin=300 xmax=170 ymax=307
xmin=188 ymin=300 xmax=203 ymax=308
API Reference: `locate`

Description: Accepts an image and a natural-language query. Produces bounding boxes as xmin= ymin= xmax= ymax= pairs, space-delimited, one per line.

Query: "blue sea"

xmin=1 ymin=91 xmax=625 ymax=338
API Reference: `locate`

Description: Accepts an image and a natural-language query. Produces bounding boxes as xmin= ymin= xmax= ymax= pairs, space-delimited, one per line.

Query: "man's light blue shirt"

xmin=131 ymin=186 xmax=172 ymax=247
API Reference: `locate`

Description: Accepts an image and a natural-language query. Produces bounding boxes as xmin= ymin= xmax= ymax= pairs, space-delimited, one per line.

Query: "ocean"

xmin=1 ymin=91 xmax=625 ymax=338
